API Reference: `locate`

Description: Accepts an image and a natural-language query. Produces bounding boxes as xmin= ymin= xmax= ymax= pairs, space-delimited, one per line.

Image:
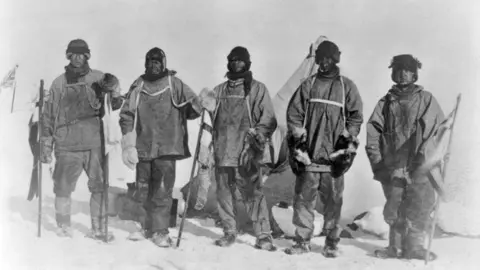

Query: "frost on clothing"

xmin=365 ymin=85 xmax=445 ymax=184
xmin=41 ymin=69 xmax=123 ymax=152
xmin=211 ymin=79 xmax=277 ymax=167
xmin=286 ymin=74 xmax=363 ymax=172
xmin=119 ymin=75 xmax=201 ymax=161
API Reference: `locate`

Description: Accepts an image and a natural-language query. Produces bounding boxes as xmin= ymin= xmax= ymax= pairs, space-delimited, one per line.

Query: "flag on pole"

xmin=0 ymin=64 xmax=18 ymax=90
xmin=413 ymin=94 xmax=462 ymax=199
xmin=423 ymin=95 xmax=462 ymax=265
xmin=0 ymin=64 xmax=19 ymax=113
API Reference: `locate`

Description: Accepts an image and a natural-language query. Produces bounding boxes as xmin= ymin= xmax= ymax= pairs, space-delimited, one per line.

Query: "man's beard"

xmin=147 ymin=66 xmax=163 ymax=75
xmin=318 ymin=62 xmax=333 ymax=73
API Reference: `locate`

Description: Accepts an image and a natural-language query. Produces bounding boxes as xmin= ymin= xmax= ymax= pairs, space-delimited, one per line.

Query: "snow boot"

xmin=151 ymin=232 xmax=173 ymax=248
xmin=254 ymin=234 xmax=277 ymax=251
xmin=284 ymin=240 xmax=311 ymax=255
xmin=55 ymin=196 xmax=73 ymax=238
xmin=56 ymin=224 xmax=74 ymax=238
xmin=374 ymin=225 xmax=405 ymax=259
xmin=403 ymin=231 xmax=437 ymax=261
xmin=403 ymin=248 xmax=437 ymax=261
xmin=374 ymin=246 xmax=402 ymax=259
xmin=271 ymin=229 xmax=285 ymax=239
xmin=323 ymin=237 xmax=340 ymax=258
xmin=127 ymin=222 xmax=152 ymax=241
xmin=85 ymin=217 xmax=115 ymax=242
xmin=214 ymin=233 xmax=236 ymax=247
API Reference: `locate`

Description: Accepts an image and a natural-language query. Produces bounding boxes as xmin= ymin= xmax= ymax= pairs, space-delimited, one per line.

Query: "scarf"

xmin=389 ymin=84 xmax=422 ymax=98
xmin=317 ymin=65 xmax=340 ymax=79
xmin=226 ymin=70 xmax=253 ymax=95
xmin=141 ymin=69 xmax=177 ymax=82
xmin=64 ymin=62 xmax=90 ymax=84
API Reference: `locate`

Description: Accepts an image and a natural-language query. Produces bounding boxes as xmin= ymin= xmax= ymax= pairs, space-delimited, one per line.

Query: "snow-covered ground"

xmin=1 ymin=111 xmax=479 ymax=270
xmin=3 ymin=179 xmax=480 ymax=270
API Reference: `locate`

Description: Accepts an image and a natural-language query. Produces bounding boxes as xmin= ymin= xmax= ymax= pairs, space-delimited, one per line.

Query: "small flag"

xmin=0 ymin=64 xmax=19 ymax=113
xmin=0 ymin=64 xmax=18 ymax=90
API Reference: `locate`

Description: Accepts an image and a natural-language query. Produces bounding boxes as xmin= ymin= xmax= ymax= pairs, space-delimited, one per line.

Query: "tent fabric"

xmin=273 ymin=36 xmax=327 ymax=130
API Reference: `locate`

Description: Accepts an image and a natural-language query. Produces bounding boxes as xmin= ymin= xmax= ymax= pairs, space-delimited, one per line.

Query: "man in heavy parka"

xmin=119 ymin=47 xmax=202 ymax=247
xmin=40 ymin=39 xmax=123 ymax=240
xmin=365 ymin=54 xmax=444 ymax=261
xmin=285 ymin=40 xmax=364 ymax=257
xmin=201 ymin=46 xmax=278 ymax=251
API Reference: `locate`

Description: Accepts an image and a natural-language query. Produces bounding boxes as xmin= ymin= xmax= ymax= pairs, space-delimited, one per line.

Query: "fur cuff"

xmin=294 ymin=149 xmax=312 ymax=165
xmin=290 ymin=126 xmax=307 ymax=139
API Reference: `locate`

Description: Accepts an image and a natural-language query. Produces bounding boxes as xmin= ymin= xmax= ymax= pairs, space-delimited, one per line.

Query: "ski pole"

xmin=103 ymin=151 xmax=110 ymax=243
xmin=37 ymin=79 xmax=44 ymax=238
xmin=176 ymin=109 xmax=206 ymax=248
xmin=102 ymin=93 xmax=111 ymax=243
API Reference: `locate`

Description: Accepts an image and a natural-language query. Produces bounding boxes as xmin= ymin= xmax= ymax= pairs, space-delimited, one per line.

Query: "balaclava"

xmin=226 ymin=46 xmax=253 ymax=94
xmin=315 ymin=40 xmax=341 ymax=76
xmin=142 ymin=47 xmax=171 ymax=82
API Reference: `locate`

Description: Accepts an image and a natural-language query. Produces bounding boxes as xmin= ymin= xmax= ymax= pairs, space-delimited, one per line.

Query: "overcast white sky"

xmin=0 ymin=0 xmax=479 ymax=213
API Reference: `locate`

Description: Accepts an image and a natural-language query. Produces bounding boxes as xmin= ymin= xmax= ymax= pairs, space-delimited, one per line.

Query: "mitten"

xmin=122 ymin=147 xmax=138 ymax=170
xmin=121 ymin=134 xmax=138 ymax=170
xmin=199 ymin=88 xmax=217 ymax=113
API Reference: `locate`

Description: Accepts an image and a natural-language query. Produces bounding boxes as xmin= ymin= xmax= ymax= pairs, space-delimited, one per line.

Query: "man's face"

xmin=147 ymin=59 xmax=164 ymax=75
xmin=316 ymin=56 xmax=335 ymax=73
xmin=393 ymin=68 xmax=415 ymax=86
xmin=69 ymin=53 xmax=87 ymax=68
xmin=228 ymin=59 xmax=246 ymax=73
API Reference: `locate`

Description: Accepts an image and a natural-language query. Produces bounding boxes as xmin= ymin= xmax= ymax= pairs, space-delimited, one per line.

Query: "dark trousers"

xmin=53 ymin=148 xmax=105 ymax=226
xmin=382 ymin=177 xmax=436 ymax=251
xmin=215 ymin=166 xmax=271 ymax=237
xmin=293 ymin=171 xmax=344 ymax=242
xmin=135 ymin=158 xmax=176 ymax=235
xmin=53 ymin=148 xmax=104 ymax=196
